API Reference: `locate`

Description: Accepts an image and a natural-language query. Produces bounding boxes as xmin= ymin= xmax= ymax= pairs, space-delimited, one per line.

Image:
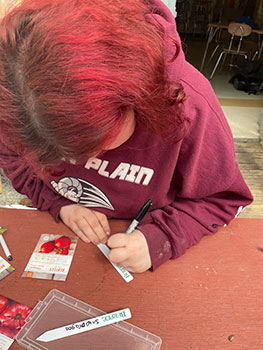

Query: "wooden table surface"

xmin=0 ymin=208 xmax=263 ymax=349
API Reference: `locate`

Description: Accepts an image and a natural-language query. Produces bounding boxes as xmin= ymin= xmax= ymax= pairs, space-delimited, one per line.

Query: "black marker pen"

xmin=125 ymin=200 xmax=152 ymax=234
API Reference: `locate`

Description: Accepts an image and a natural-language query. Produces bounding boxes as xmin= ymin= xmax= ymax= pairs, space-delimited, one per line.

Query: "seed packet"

xmin=0 ymin=256 xmax=15 ymax=281
xmin=0 ymin=295 xmax=32 ymax=350
xmin=22 ymin=234 xmax=78 ymax=281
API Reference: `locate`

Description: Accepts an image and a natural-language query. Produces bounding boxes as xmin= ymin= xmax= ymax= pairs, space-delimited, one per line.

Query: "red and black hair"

xmin=0 ymin=0 xmax=186 ymax=171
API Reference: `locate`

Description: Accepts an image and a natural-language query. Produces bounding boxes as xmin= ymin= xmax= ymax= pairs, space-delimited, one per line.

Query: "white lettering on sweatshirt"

xmin=85 ymin=158 xmax=154 ymax=186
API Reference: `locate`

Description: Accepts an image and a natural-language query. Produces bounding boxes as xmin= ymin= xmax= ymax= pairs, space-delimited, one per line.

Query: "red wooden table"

xmin=0 ymin=208 xmax=263 ymax=349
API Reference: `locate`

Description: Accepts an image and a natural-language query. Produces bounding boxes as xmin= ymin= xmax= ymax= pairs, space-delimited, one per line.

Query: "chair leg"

xmin=221 ymin=51 xmax=230 ymax=70
xmin=210 ymin=51 xmax=225 ymax=80
xmin=206 ymin=44 xmax=220 ymax=67
xmin=252 ymin=50 xmax=258 ymax=61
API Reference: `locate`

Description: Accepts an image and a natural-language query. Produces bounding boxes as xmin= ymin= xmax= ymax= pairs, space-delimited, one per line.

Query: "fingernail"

xmin=93 ymin=239 xmax=100 ymax=245
xmin=101 ymin=237 xmax=108 ymax=244
xmin=106 ymin=231 xmax=110 ymax=236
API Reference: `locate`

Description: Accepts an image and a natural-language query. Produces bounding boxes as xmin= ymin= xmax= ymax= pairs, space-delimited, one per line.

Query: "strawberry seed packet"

xmin=22 ymin=234 xmax=78 ymax=281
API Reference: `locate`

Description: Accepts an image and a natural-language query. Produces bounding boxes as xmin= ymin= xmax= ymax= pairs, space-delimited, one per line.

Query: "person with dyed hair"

xmin=0 ymin=0 xmax=253 ymax=273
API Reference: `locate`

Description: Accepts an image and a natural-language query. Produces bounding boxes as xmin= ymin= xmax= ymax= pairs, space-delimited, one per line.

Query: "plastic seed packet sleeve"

xmin=16 ymin=289 xmax=162 ymax=350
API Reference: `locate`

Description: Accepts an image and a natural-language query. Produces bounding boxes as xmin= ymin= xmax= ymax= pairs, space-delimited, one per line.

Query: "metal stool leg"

xmin=210 ymin=51 xmax=225 ymax=80
xmin=252 ymin=50 xmax=258 ymax=61
xmin=206 ymin=44 xmax=221 ymax=67
xmin=200 ymin=27 xmax=219 ymax=72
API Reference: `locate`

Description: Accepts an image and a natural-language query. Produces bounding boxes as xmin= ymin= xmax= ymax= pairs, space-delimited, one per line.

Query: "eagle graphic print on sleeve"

xmin=51 ymin=176 xmax=115 ymax=210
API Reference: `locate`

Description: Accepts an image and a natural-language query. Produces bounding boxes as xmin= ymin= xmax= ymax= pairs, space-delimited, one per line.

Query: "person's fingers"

xmin=82 ymin=211 xmax=108 ymax=243
xmin=116 ymin=260 xmax=148 ymax=274
xmin=70 ymin=216 xmax=101 ymax=244
xmin=95 ymin=211 xmax=111 ymax=236
xmin=108 ymin=247 xmax=129 ymax=264
xmin=69 ymin=221 xmax=91 ymax=243
xmin=108 ymin=230 xmax=152 ymax=273
xmin=122 ymin=265 xmax=135 ymax=273
xmin=60 ymin=204 xmax=110 ymax=244
xmin=111 ymin=257 xmax=135 ymax=273
xmin=107 ymin=233 xmax=128 ymax=249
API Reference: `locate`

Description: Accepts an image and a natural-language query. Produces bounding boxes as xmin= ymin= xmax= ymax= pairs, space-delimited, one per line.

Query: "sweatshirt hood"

xmin=149 ymin=0 xmax=186 ymax=81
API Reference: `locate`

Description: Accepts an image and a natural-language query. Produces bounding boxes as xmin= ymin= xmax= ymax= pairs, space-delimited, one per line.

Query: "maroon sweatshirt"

xmin=0 ymin=0 xmax=253 ymax=270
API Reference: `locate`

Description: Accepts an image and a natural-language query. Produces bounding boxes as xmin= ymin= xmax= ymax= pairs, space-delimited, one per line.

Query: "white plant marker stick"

xmin=97 ymin=200 xmax=152 ymax=282
xmin=0 ymin=227 xmax=12 ymax=261
xmin=97 ymin=243 xmax=133 ymax=282
xmin=36 ymin=308 xmax=132 ymax=342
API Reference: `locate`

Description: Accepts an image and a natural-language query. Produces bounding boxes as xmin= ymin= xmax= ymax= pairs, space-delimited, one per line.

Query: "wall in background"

xmin=177 ymin=0 xmax=215 ymax=35
xmin=161 ymin=0 xmax=176 ymax=16
xmin=254 ymin=0 xmax=263 ymax=27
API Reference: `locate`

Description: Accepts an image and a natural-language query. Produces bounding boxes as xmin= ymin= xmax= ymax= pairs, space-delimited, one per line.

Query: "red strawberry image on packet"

xmin=39 ymin=241 xmax=55 ymax=253
xmin=39 ymin=236 xmax=72 ymax=255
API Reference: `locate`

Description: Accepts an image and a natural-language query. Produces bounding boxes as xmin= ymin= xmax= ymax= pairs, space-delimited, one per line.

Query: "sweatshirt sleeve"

xmin=0 ymin=141 xmax=72 ymax=220
xmin=137 ymin=87 xmax=253 ymax=271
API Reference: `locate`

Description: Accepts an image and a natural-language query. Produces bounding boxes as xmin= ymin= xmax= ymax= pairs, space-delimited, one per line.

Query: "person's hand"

xmin=60 ymin=204 xmax=110 ymax=244
xmin=107 ymin=230 xmax=152 ymax=273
